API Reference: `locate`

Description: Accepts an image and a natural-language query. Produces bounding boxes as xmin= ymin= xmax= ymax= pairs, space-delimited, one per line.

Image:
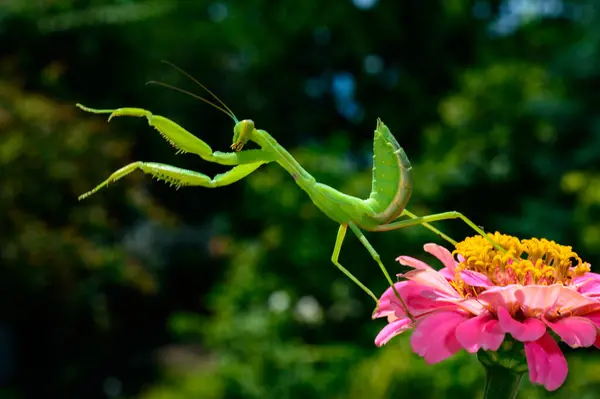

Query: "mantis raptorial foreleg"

xmin=76 ymin=104 xmax=280 ymax=200
xmin=75 ymin=105 xmax=277 ymax=166
xmin=78 ymin=161 xmax=266 ymax=200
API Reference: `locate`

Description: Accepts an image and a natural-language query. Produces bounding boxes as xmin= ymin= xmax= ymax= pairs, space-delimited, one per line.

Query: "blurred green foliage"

xmin=2 ymin=0 xmax=600 ymax=398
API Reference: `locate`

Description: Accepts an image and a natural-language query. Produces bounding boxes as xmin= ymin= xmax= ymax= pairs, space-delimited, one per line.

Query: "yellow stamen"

xmin=452 ymin=232 xmax=590 ymax=293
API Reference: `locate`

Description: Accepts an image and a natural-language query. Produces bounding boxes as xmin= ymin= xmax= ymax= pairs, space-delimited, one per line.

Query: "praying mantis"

xmin=76 ymin=63 xmax=504 ymax=316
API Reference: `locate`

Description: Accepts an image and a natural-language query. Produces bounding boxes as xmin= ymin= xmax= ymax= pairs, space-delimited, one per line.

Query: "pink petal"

xmin=455 ymin=313 xmax=505 ymax=353
xmin=375 ymin=318 xmax=413 ymax=346
xmin=480 ymin=319 xmax=505 ymax=350
xmin=439 ymin=268 xmax=454 ymax=280
xmin=372 ymin=282 xmax=410 ymax=319
xmin=544 ymin=316 xmax=598 ymax=348
xmin=515 ymin=285 xmax=562 ymax=310
xmin=477 ymin=285 xmax=520 ymax=309
xmin=497 ymin=307 xmax=546 ymax=342
xmin=441 ymin=297 xmax=486 ymax=315
xmin=516 ymin=285 xmax=600 ymax=316
xmin=423 ymin=243 xmax=457 ymax=273
xmin=524 ymin=333 xmax=568 ymax=391
xmin=396 ymin=255 xmax=434 ymax=270
xmin=459 ymin=298 xmax=486 ymax=315
xmin=584 ymin=310 xmax=600 ymax=328
xmin=577 ymin=279 xmax=600 ymax=297
xmin=460 ymin=270 xmax=493 ymax=287
xmin=572 ymin=272 xmax=600 ymax=286
xmin=401 ymin=283 xmax=450 ymax=315
xmin=402 ymin=268 xmax=460 ymax=299
xmin=410 ymin=310 xmax=469 ymax=364
xmin=372 ymin=282 xmax=446 ymax=320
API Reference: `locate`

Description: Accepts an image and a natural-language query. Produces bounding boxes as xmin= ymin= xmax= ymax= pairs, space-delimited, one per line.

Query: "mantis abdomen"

xmin=366 ymin=119 xmax=413 ymax=225
xmin=256 ymin=119 xmax=413 ymax=232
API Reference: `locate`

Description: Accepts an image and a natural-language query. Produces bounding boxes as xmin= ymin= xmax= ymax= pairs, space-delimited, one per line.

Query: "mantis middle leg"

xmin=331 ymin=222 xmax=415 ymax=320
xmin=331 ymin=225 xmax=379 ymax=303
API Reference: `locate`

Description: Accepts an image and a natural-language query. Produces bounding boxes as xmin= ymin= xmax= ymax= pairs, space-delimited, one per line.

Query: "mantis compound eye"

xmin=231 ymin=119 xmax=255 ymax=151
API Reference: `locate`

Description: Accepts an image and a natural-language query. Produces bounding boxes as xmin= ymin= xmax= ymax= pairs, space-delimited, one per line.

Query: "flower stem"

xmin=482 ymin=366 xmax=524 ymax=399
xmin=478 ymin=340 xmax=528 ymax=399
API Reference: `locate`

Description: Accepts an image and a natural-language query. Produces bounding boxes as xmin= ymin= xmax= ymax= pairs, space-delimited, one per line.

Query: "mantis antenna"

xmin=146 ymin=80 xmax=237 ymax=123
xmin=150 ymin=60 xmax=239 ymax=123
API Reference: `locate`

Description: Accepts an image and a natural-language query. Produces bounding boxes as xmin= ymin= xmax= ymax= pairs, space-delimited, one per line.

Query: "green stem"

xmin=482 ymin=366 xmax=524 ymax=399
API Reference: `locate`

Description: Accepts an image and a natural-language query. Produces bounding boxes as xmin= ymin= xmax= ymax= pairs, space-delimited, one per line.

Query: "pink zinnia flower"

xmin=373 ymin=233 xmax=600 ymax=391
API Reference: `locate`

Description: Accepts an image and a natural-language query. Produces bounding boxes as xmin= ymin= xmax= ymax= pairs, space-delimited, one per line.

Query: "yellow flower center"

xmin=451 ymin=232 xmax=590 ymax=295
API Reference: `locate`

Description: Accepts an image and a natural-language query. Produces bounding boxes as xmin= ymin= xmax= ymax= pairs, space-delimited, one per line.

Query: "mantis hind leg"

xmin=402 ymin=209 xmax=457 ymax=246
xmin=348 ymin=222 xmax=414 ymax=320
xmin=375 ymin=211 xmax=506 ymax=254
xmin=78 ymin=161 xmax=265 ymax=200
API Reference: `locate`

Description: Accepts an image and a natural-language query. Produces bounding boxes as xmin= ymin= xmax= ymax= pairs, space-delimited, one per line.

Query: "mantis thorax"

xmin=231 ymin=119 xmax=255 ymax=151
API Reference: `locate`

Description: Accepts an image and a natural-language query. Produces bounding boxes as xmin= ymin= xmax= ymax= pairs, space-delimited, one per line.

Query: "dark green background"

xmin=1 ymin=0 xmax=600 ymax=398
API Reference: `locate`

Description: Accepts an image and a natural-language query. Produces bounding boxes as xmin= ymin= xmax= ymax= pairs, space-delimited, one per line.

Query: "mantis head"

xmin=231 ymin=119 xmax=255 ymax=151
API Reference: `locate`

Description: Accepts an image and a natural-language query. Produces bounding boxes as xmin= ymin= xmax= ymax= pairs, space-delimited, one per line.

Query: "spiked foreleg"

xmin=78 ymin=161 xmax=266 ymax=200
xmin=76 ymin=104 xmax=276 ymax=165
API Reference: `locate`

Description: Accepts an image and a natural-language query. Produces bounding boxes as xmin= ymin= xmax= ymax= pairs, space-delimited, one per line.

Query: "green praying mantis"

xmin=76 ymin=63 xmax=504 ymax=318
